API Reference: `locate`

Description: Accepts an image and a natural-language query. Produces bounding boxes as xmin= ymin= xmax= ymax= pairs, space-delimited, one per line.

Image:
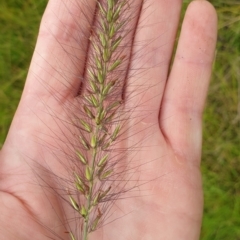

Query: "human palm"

xmin=0 ymin=0 xmax=217 ymax=239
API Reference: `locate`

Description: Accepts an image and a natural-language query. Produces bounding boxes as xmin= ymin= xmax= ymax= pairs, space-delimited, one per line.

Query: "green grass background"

xmin=0 ymin=0 xmax=239 ymax=239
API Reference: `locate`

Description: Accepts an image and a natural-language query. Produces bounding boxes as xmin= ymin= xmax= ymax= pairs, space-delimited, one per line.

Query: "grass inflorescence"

xmin=68 ymin=1 xmax=128 ymax=239
xmin=57 ymin=1 xmax=143 ymax=239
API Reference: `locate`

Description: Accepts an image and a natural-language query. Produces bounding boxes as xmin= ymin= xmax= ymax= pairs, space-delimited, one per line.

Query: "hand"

xmin=0 ymin=0 xmax=217 ymax=239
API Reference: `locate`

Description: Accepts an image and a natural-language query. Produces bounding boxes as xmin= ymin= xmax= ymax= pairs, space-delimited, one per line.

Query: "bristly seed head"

xmin=69 ymin=0 xmax=127 ymax=239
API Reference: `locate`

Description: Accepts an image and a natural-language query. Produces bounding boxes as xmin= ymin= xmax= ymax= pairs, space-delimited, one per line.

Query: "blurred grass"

xmin=200 ymin=1 xmax=240 ymax=239
xmin=0 ymin=0 xmax=47 ymax=144
xmin=0 ymin=0 xmax=239 ymax=239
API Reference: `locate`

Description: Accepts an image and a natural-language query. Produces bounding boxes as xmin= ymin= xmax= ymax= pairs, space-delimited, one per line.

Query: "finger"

xmin=24 ymin=0 xmax=96 ymax=101
xmin=160 ymin=0 xmax=217 ymax=164
xmin=125 ymin=0 xmax=182 ymax=126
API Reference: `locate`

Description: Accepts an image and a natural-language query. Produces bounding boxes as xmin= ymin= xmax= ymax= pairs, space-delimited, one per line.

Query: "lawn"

xmin=0 ymin=0 xmax=239 ymax=239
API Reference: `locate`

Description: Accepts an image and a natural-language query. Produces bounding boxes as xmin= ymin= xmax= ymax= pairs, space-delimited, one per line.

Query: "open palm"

xmin=0 ymin=0 xmax=217 ymax=239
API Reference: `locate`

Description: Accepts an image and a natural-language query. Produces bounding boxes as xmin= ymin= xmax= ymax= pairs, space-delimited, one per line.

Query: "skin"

xmin=0 ymin=0 xmax=217 ymax=239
